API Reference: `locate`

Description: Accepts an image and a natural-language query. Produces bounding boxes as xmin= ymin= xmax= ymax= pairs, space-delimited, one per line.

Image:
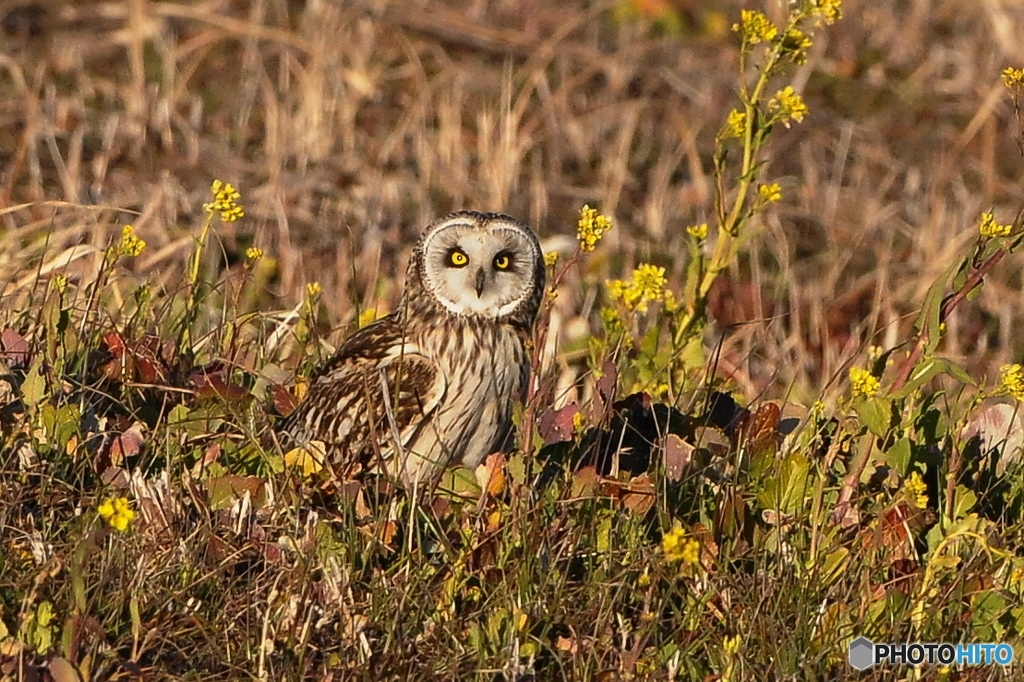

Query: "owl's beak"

xmin=474 ymin=268 xmax=486 ymax=297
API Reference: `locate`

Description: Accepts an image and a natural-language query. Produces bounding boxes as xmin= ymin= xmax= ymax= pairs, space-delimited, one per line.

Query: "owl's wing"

xmin=281 ymin=315 xmax=447 ymax=478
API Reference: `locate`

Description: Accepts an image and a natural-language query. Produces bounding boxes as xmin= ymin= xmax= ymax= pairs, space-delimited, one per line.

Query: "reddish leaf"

xmin=538 ymin=402 xmax=579 ymax=444
xmin=271 ymin=384 xmax=299 ymax=416
xmin=102 ymin=330 xmax=127 ymax=357
xmin=738 ymin=402 xmax=781 ymax=457
xmin=106 ymin=422 xmax=145 ymax=465
xmin=591 ymin=359 xmax=618 ymax=425
xmin=0 ymin=328 xmax=30 ymax=368
xmin=570 ymin=466 xmax=600 ymax=497
xmin=190 ymin=366 xmax=251 ymax=402
xmin=618 ymin=473 xmax=656 ymax=515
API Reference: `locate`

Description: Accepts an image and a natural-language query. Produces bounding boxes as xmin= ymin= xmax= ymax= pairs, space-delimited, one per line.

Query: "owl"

xmin=280 ymin=211 xmax=546 ymax=488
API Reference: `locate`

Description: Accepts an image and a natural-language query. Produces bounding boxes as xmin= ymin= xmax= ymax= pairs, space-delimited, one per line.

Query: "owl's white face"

xmin=418 ymin=214 xmax=543 ymax=318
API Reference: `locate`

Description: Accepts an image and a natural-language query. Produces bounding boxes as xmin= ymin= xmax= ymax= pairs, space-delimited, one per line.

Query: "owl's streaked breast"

xmin=395 ymin=317 xmax=527 ymax=482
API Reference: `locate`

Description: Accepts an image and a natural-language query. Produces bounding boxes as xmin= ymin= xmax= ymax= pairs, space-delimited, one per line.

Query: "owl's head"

xmin=409 ymin=211 xmax=545 ymax=321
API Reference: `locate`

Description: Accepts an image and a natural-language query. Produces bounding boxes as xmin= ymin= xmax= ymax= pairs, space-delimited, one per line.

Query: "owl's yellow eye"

xmin=493 ymin=254 xmax=511 ymax=270
xmin=449 ymin=250 xmax=468 ymax=267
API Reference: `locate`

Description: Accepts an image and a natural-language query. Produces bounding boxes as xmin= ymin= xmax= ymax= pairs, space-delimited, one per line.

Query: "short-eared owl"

xmin=281 ymin=211 xmax=546 ymax=487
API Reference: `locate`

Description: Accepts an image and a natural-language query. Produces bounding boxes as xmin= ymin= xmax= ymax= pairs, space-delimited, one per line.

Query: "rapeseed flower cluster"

xmin=118 ymin=225 xmax=146 ymax=257
xmin=758 ymin=183 xmax=782 ymax=204
xmin=979 ymin=212 xmax=1012 ymax=238
xmin=1000 ymin=363 xmax=1024 ymax=401
xmin=204 ymin=180 xmax=245 ymax=223
xmin=687 ymin=223 xmax=709 ymax=241
xmin=577 ymin=205 xmax=613 ymax=252
xmin=1002 ymin=67 xmax=1024 ymax=90
xmin=781 ymin=27 xmax=813 ymax=64
xmin=98 ymin=496 xmax=135 ymax=532
xmin=768 ymin=86 xmax=808 ymax=126
xmin=607 ymin=264 xmax=669 ymax=314
xmin=849 ymin=367 xmax=880 ymax=398
xmin=661 ymin=526 xmax=700 ymax=565
xmin=723 ymin=110 xmax=746 ymax=139
xmin=732 ymin=10 xmax=776 ymax=44
xmin=811 ymin=0 xmax=843 ymax=24
xmin=904 ymin=471 xmax=928 ymax=509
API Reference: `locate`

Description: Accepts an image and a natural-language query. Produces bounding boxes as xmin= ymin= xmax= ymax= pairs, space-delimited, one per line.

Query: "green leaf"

xmin=854 ymin=396 xmax=890 ymax=437
xmin=812 ymin=547 xmax=850 ymax=587
xmin=951 ymin=485 xmax=977 ymax=520
xmin=756 ymin=451 xmax=810 ymax=515
xmin=913 ymin=256 xmax=963 ymax=354
xmin=21 ymin=360 xmax=46 ymax=408
xmin=884 ymin=437 xmax=912 ymax=473
xmin=971 ymin=591 xmax=1009 ymax=641
xmin=892 ymin=357 xmax=975 ymax=399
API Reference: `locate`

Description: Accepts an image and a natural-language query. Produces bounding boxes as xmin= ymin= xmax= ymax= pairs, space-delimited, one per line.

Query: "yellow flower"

xmin=1002 ymin=67 xmax=1024 ymax=90
xmin=544 ymin=251 xmax=559 ymax=267
xmin=246 ymin=246 xmax=264 ymax=262
xmin=758 ymin=183 xmax=782 ymax=204
xmin=204 ymin=180 xmax=245 ymax=223
xmin=53 ymin=274 xmax=68 ymax=294
xmin=768 ymin=86 xmax=809 ymax=126
xmin=979 ymin=211 xmax=1012 ymax=238
xmin=687 ymin=223 xmax=709 ymax=241
xmin=577 ymin=205 xmax=613 ymax=252
xmin=607 ymin=263 xmax=669 ymax=313
xmin=98 ymin=496 xmax=135 ymax=532
xmin=904 ymin=471 xmax=928 ymax=509
xmin=1000 ymin=363 xmax=1024 ymax=401
xmin=811 ymin=0 xmax=843 ymax=24
xmin=849 ymin=367 xmax=880 ymax=398
xmin=781 ymin=27 xmax=812 ymax=64
xmin=118 ymin=225 xmax=146 ymax=257
xmin=723 ymin=109 xmax=746 ymax=139
xmin=732 ymin=10 xmax=777 ymax=44
xmin=661 ymin=526 xmax=700 ymax=565
xmin=305 ymin=281 xmax=323 ymax=298
xmin=600 ymin=306 xmax=623 ymax=335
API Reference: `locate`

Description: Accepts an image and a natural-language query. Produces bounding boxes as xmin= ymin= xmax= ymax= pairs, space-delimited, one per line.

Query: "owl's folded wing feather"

xmin=280 ymin=316 xmax=447 ymax=478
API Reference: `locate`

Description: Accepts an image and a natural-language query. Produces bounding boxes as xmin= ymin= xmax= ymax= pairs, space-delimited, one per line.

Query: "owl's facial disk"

xmin=421 ymin=219 xmax=540 ymax=318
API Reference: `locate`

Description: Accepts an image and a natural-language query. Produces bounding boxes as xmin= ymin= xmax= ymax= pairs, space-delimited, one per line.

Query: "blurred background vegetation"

xmin=3 ymin=0 xmax=1024 ymax=404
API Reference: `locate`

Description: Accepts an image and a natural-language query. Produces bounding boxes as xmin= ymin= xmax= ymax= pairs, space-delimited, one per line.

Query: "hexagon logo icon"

xmin=849 ymin=637 xmax=875 ymax=671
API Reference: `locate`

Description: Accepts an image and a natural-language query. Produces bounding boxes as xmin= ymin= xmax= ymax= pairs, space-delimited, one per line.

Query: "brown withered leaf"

xmin=570 ymin=466 xmax=600 ymax=497
xmin=618 ymin=473 xmax=656 ymax=515
xmin=738 ymin=402 xmax=781 ymax=458
xmin=0 ymin=328 xmax=30 ymax=368
xmin=599 ymin=473 xmax=656 ymax=515
xmin=539 ymin=402 xmax=578 ymax=445
xmin=862 ymin=502 xmax=933 ymax=562
xmin=590 ymin=359 xmax=618 ymax=425
xmin=475 ymin=452 xmax=507 ymax=496
xmin=106 ymin=422 xmax=145 ymax=465
xmin=271 ymin=383 xmax=299 ymax=416
xmin=204 ymin=475 xmax=266 ymax=511
xmin=661 ymin=433 xmax=694 ymax=482
xmin=97 ymin=332 xmax=170 ymax=384
xmin=190 ymin=363 xmax=252 ymax=403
